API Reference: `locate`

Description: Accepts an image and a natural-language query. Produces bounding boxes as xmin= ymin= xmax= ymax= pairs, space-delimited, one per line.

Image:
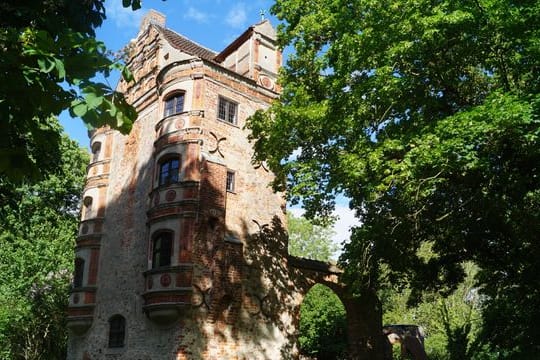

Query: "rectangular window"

xmin=152 ymin=232 xmax=172 ymax=268
xmin=218 ymin=96 xmax=238 ymax=125
xmin=226 ymin=171 xmax=235 ymax=192
xmin=164 ymin=93 xmax=185 ymax=117
xmin=108 ymin=315 xmax=126 ymax=348
xmin=159 ymin=158 xmax=180 ymax=186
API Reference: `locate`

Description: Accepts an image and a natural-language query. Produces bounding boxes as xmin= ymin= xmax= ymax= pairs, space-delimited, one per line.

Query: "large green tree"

xmin=0 ymin=0 xmax=142 ymax=183
xmin=0 ymin=130 xmax=88 ymax=359
xmin=248 ymin=0 xmax=540 ymax=357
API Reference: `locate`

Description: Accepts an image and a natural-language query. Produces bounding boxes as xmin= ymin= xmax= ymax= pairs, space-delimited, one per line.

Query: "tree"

xmin=381 ymin=262 xmax=491 ymax=360
xmin=0 ymin=0 xmax=142 ymax=183
xmin=288 ymin=212 xmax=346 ymax=359
xmin=0 ymin=131 xmax=88 ymax=359
xmin=299 ymin=284 xmax=348 ymax=360
xmin=287 ymin=212 xmax=338 ymax=261
xmin=248 ymin=0 xmax=540 ymax=357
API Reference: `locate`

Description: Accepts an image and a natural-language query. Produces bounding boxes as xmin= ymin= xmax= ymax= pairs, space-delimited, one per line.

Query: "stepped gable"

xmin=156 ymin=25 xmax=217 ymax=61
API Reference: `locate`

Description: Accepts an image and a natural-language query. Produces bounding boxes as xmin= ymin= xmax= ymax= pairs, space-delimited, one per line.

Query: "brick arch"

xmin=288 ymin=255 xmax=384 ymax=359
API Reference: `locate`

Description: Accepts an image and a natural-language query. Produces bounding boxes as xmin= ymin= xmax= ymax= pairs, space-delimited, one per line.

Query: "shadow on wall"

xmin=68 ymin=121 xmax=385 ymax=359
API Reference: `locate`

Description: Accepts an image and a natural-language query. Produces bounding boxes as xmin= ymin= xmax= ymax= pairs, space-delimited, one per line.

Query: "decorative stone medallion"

xmin=259 ymin=75 xmax=274 ymax=90
xmin=175 ymin=118 xmax=185 ymax=129
xmin=165 ymin=190 xmax=176 ymax=202
xmin=160 ymin=273 xmax=171 ymax=287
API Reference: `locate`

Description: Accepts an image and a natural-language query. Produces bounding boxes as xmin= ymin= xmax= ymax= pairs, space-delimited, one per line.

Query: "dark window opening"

xmin=164 ymin=93 xmax=185 ymax=117
xmin=74 ymin=258 xmax=84 ymax=288
xmin=152 ymin=232 xmax=173 ymax=269
xmin=108 ymin=315 xmax=126 ymax=348
xmin=218 ymin=97 xmax=238 ymax=124
xmin=158 ymin=158 xmax=180 ymax=186
xmin=226 ymin=171 xmax=235 ymax=192
xmin=83 ymin=196 xmax=93 ymax=219
xmin=91 ymin=142 xmax=101 ymax=162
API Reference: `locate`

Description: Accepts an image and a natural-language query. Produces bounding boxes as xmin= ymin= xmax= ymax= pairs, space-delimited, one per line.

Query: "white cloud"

xmin=225 ymin=3 xmax=248 ymax=29
xmin=106 ymin=0 xmax=145 ymax=30
xmin=331 ymin=205 xmax=361 ymax=248
xmin=184 ymin=7 xmax=210 ymax=23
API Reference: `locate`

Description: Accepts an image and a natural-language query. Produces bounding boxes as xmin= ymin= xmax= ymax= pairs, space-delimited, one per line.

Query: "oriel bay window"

xmin=164 ymin=92 xmax=185 ymax=117
xmin=158 ymin=157 xmax=180 ymax=186
xmin=152 ymin=231 xmax=173 ymax=269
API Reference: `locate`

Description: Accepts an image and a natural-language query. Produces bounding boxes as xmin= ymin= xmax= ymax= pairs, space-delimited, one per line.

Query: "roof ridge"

xmin=155 ymin=24 xmax=217 ymax=60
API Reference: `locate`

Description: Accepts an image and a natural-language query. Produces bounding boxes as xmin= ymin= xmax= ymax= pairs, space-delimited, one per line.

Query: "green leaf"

xmin=70 ymin=101 xmax=88 ymax=117
xmin=121 ymin=65 xmax=134 ymax=83
xmin=37 ymin=58 xmax=55 ymax=73
xmin=54 ymin=58 xmax=66 ymax=79
xmin=84 ymin=92 xmax=103 ymax=108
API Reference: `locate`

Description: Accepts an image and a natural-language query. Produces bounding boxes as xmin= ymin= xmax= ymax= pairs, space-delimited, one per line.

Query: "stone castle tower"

xmin=66 ymin=10 xmax=380 ymax=360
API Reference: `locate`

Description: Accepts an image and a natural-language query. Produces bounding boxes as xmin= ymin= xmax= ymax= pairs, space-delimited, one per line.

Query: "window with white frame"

xmin=218 ymin=96 xmax=238 ymax=125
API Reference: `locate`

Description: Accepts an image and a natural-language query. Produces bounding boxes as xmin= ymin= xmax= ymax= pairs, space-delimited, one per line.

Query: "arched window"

xmin=164 ymin=92 xmax=185 ymax=117
xmin=74 ymin=258 xmax=85 ymax=288
xmin=108 ymin=315 xmax=126 ymax=348
xmin=91 ymin=141 xmax=101 ymax=162
xmin=152 ymin=231 xmax=173 ymax=269
xmin=158 ymin=157 xmax=180 ymax=186
xmin=83 ymin=196 xmax=93 ymax=219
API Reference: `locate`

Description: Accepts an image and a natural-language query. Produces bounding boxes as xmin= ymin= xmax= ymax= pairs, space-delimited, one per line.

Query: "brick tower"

xmin=66 ymin=10 xmax=380 ymax=360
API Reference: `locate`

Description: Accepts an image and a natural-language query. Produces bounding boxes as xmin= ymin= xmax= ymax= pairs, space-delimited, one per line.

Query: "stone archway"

xmin=288 ymin=256 xmax=386 ymax=360
xmin=297 ymin=282 xmax=348 ymax=359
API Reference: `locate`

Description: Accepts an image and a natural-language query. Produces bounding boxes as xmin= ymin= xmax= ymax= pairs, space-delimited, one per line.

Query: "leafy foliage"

xmin=247 ymin=0 xmax=540 ymax=357
xmin=299 ymin=284 xmax=347 ymax=359
xmin=0 ymin=0 xmax=137 ymax=183
xmin=0 ymin=132 xmax=88 ymax=359
xmin=382 ymin=263 xmax=493 ymax=360
xmin=287 ymin=212 xmax=337 ymax=261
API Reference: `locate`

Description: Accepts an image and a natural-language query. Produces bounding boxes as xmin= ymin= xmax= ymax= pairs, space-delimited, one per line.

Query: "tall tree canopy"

xmin=0 ymin=0 xmax=141 ymax=182
xmin=0 ymin=131 xmax=88 ymax=359
xmin=248 ymin=0 xmax=540 ymax=357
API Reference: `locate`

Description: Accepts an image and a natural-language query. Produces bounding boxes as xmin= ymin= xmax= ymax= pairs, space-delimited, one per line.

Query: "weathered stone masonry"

xmin=67 ymin=10 xmax=383 ymax=360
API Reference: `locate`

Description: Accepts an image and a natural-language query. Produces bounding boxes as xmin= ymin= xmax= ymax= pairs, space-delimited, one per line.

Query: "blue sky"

xmin=60 ymin=0 xmax=277 ymax=147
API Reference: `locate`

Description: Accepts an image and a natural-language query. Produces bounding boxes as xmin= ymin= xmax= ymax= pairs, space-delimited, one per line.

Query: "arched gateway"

xmin=66 ymin=10 xmax=385 ymax=360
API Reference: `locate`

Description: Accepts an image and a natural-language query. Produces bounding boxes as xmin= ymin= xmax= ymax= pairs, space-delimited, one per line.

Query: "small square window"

xmin=226 ymin=171 xmax=235 ymax=192
xmin=218 ymin=97 xmax=238 ymax=125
